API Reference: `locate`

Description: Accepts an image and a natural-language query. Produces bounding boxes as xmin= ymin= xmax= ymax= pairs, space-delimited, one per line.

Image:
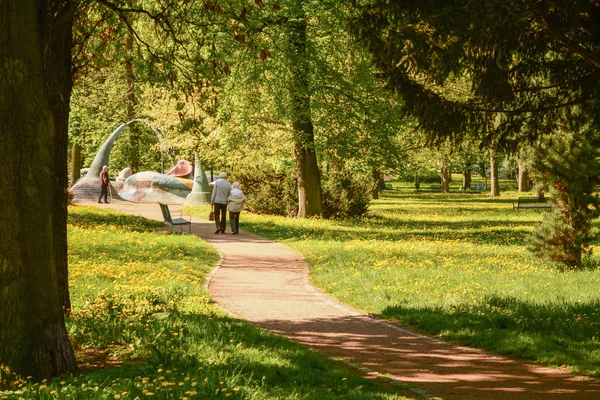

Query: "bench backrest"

xmin=159 ymin=203 xmax=172 ymax=223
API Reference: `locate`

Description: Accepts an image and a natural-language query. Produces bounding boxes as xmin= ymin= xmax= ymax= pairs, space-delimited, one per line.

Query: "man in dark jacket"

xmin=98 ymin=165 xmax=110 ymax=204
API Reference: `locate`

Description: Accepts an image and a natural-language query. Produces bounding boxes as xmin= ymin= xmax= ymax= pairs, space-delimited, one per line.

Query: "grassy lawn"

xmin=1 ymin=206 xmax=410 ymax=399
xmin=188 ymin=180 xmax=600 ymax=377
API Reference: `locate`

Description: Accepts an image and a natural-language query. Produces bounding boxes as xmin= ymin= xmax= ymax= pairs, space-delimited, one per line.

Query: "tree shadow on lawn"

xmin=244 ymin=216 xmax=534 ymax=246
xmin=65 ymin=312 xmax=411 ymax=399
xmin=379 ymin=296 xmax=600 ymax=378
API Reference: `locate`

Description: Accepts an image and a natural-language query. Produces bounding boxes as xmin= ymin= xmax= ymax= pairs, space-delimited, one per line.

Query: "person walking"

xmin=98 ymin=165 xmax=110 ymax=204
xmin=211 ymin=172 xmax=232 ymax=234
xmin=227 ymin=182 xmax=247 ymax=235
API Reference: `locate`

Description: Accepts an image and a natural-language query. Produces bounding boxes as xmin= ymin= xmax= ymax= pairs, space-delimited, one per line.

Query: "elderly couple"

xmin=211 ymin=172 xmax=247 ymax=235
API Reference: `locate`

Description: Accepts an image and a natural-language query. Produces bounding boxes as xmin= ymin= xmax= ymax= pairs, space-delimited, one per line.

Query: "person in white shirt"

xmin=211 ymin=172 xmax=232 ymax=234
xmin=227 ymin=182 xmax=247 ymax=235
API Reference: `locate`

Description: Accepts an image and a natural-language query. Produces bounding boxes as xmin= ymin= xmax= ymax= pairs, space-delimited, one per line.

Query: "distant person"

xmin=211 ymin=172 xmax=232 ymax=234
xmin=227 ymin=182 xmax=247 ymax=235
xmin=98 ymin=165 xmax=110 ymax=204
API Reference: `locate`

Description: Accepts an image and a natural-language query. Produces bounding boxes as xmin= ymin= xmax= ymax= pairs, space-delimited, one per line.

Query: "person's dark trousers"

xmin=98 ymin=185 xmax=108 ymax=203
xmin=214 ymin=203 xmax=228 ymax=232
xmin=229 ymin=211 xmax=240 ymax=234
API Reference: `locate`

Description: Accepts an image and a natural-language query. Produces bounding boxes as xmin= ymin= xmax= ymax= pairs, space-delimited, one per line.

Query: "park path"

xmin=85 ymin=199 xmax=600 ymax=400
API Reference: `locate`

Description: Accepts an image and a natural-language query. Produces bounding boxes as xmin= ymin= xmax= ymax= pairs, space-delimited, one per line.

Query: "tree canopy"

xmin=349 ymin=0 xmax=600 ymax=149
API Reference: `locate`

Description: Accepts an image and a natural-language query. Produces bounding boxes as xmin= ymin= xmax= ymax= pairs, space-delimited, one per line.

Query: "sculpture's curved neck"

xmin=87 ymin=123 xmax=128 ymax=180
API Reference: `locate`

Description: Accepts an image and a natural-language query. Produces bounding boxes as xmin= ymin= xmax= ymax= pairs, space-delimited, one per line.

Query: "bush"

xmin=321 ymin=169 xmax=373 ymax=219
xmin=396 ymin=168 xmax=440 ymax=184
xmin=236 ymin=165 xmax=298 ymax=217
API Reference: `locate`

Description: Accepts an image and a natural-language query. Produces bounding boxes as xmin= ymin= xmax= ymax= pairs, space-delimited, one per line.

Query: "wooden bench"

xmin=471 ymin=183 xmax=487 ymax=191
xmin=513 ymin=197 xmax=552 ymax=210
xmin=159 ymin=203 xmax=192 ymax=233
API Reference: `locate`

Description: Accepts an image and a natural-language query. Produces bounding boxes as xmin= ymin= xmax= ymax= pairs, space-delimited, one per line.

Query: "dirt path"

xmin=87 ymin=200 xmax=600 ymax=399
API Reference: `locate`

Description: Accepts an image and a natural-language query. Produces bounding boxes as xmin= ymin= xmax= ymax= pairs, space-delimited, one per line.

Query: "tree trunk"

xmin=288 ymin=5 xmax=322 ymax=218
xmin=372 ymin=168 xmax=381 ymax=199
xmin=415 ymin=172 xmax=420 ymax=190
xmin=70 ymin=143 xmax=81 ymax=187
xmin=489 ymin=148 xmax=500 ymax=197
xmin=43 ymin=1 xmax=75 ymax=314
xmin=462 ymin=169 xmax=472 ymax=190
xmin=518 ymin=164 xmax=529 ymax=192
xmin=125 ymin=4 xmax=139 ymax=172
xmin=440 ymin=153 xmax=450 ymax=193
xmin=0 ymin=0 xmax=77 ymax=381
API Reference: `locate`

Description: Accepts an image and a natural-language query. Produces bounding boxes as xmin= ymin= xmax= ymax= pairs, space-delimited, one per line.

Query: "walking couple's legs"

xmin=229 ymin=212 xmax=240 ymax=234
xmin=214 ymin=203 xmax=227 ymax=233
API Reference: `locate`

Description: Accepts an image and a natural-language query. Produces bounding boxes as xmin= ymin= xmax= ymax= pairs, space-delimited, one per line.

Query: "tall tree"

xmin=0 ymin=0 xmax=77 ymax=381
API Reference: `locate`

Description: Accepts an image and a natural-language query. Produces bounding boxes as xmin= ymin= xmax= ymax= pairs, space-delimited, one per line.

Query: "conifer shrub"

xmin=528 ymin=119 xmax=600 ymax=269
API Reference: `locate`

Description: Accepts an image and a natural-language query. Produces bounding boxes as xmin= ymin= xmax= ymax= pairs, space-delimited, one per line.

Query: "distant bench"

xmin=381 ymin=183 xmax=393 ymax=190
xmin=471 ymin=183 xmax=487 ymax=191
xmin=513 ymin=197 xmax=552 ymax=211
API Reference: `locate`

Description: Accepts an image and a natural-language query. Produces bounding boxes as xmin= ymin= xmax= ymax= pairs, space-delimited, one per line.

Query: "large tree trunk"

xmin=288 ymin=5 xmax=322 ymax=218
xmin=0 ymin=0 xmax=77 ymax=381
xmin=125 ymin=4 xmax=139 ymax=172
xmin=43 ymin=1 xmax=75 ymax=313
xmin=489 ymin=148 xmax=500 ymax=197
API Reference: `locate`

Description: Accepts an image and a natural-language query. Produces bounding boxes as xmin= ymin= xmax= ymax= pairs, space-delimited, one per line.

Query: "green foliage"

xmin=236 ymin=164 xmax=299 ymax=217
xmin=322 ymin=168 xmax=374 ymax=219
xmin=528 ymin=120 xmax=600 ymax=268
xmin=396 ymin=168 xmax=439 ymax=184
xmin=231 ymin=190 xmax=600 ymax=377
xmin=349 ymin=0 xmax=600 ymax=150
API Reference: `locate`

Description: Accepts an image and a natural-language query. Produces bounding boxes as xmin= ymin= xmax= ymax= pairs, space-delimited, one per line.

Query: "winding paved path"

xmin=87 ymin=200 xmax=600 ymax=400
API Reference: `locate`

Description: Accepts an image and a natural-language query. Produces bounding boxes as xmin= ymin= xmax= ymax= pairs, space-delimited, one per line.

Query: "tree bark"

xmin=440 ymin=153 xmax=450 ymax=193
xmin=125 ymin=3 xmax=139 ymax=172
xmin=372 ymin=168 xmax=381 ymax=199
xmin=462 ymin=169 xmax=472 ymax=190
xmin=489 ymin=148 xmax=500 ymax=197
xmin=0 ymin=0 xmax=76 ymax=381
xmin=287 ymin=5 xmax=322 ymax=218
xmin=518 ymin=165 xmax=529 ymax=192
xmin=70 ymin=143 xmax=81 ymax=187
xmin=44 ymin=0 xmax=74 ymax=315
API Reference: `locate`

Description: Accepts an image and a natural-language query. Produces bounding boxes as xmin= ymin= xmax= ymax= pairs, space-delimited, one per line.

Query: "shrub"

xmin=321 ymin=169 xmax=373 ymax=219
xmin=236 ymin=165 xmax=298 ymax=217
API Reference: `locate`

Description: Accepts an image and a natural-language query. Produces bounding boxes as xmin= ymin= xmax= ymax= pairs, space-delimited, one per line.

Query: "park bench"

xmin=471 ymin=183 xmax=487 ymax=191
xmin=380 ymin=183 xmax=393 ymax=190
xmin=513 ymin=196 xmax=552 ymax=211
xmin=159 ymin=203 xmax=192 ymax=233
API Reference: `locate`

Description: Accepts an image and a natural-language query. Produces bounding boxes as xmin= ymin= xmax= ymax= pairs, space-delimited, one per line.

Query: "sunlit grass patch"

xmin=198 ymin=187 xmax=600 ymax=377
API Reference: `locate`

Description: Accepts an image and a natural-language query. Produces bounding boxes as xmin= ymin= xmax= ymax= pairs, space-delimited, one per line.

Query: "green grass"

xmin=1 ymin=206 xmax=411 ymax=399
xmin=187 ymin=181 xmax=600 ymax=377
